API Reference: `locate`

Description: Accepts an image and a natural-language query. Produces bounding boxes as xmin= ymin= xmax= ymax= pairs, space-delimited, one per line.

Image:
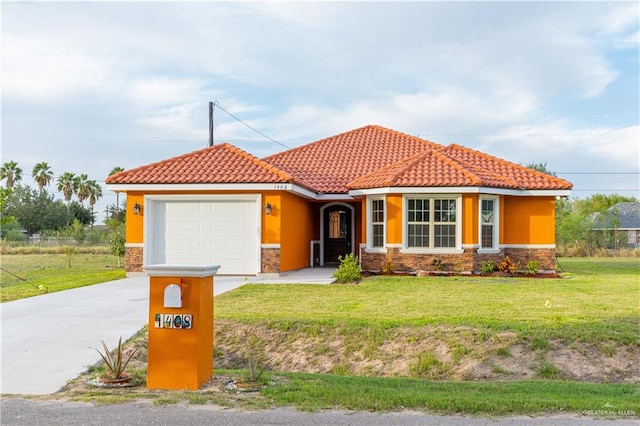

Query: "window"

xmin=329 ymin=210 xmax=347 ymax=239
xmin=480 ymin=196 xmax=498 ymax=250
xmin=406 ymin=197 xmax=458 ymax=249
xmin=371 ymin=199 xmax=385 ymax=248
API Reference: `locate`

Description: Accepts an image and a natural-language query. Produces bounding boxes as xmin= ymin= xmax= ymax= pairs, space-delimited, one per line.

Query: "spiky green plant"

xmin=96 ymin=337 xmax=138 ymax=380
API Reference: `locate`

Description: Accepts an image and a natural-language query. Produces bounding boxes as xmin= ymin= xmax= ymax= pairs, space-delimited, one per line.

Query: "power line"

xmin=213 ymin=102 xmax=290 ymax=150
xmin=557 ymin=172 xmax=639 ymax=175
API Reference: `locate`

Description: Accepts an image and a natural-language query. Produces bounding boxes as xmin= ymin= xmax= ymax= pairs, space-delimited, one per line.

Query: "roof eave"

xmin=348 ymin=186 xmax=573 ymax=197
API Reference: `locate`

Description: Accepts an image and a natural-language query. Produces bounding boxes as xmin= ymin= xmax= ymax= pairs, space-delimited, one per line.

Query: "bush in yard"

xmin=481 ymin=260 xmax=495 ymax=275
xmin=526 ymin=260 xmax=540 ymax=275
xmin=498 ymin=256 xmax=517 ymax=274
xmin=333 ymin=253 xmax=361 ymax=283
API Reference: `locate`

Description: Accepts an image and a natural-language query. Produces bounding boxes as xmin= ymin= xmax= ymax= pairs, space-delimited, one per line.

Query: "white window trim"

xmin=478 ymin=195 xmax=500 ymax=253
xmin=366 ymin=196 xmax=387 ymax=251
xmin=400 ymin=194 xmax=462 ymax=253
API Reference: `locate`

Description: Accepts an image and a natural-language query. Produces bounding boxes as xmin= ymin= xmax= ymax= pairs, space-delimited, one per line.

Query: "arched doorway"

xmin=321 ymin=203 xmax=354 ymax=265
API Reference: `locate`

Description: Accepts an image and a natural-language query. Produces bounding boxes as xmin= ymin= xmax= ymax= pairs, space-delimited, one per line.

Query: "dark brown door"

xmin=324 ymin=205 xmax=352 ymax=264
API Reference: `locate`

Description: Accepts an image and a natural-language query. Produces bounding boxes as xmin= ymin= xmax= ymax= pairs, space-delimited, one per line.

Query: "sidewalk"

xmin=0 ymin=268 xmax=335 ymax=395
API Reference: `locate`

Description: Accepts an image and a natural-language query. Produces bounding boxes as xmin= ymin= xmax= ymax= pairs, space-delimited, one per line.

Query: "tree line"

xmin=0 ymin=161 xmax=124 ymax=238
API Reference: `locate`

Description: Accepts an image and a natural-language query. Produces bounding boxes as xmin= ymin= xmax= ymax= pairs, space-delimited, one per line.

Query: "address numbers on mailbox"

xmin=154 ymin=313 xmax=193 ymax=329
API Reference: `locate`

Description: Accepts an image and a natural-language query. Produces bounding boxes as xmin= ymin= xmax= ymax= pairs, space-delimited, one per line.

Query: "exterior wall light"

xmin=133 ymin=202 xmax=141 ymax=215
xmin=265 ymin=203 xmax=272 ymax=215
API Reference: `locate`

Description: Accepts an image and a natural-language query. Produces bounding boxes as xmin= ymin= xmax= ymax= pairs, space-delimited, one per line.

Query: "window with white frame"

xmin=480 ymin=197 xmax=498 ymax=249
xmin=370 ymin=198 xmax=385 ymax=248
xmin=407 ymin=197 xmax=458 ymax=249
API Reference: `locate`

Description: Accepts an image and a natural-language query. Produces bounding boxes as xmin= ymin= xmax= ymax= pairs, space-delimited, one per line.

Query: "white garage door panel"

xmin=157 ymin=199 xmax=259 ymax=274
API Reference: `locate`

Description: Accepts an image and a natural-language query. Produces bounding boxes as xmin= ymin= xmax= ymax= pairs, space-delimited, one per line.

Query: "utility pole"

xmin=208 ymin=101 xmax=214 ymax=146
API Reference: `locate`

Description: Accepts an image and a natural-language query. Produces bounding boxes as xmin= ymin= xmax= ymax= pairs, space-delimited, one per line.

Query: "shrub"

xmin=333 ymin=253 xmax=361 ymax=283
xmin=498 ymin=256 xmax=516 ymax=274
xmin=481 ymin=260 xmax=495 ymax=275
xmin=526 ymin=260 xmax=540 ymax=275
xmin=96 ymin=336 xmax=139 ymax=380
xmin=431 ymin=258 xmax=444 ymax=271
xmin=381 ymin=255 xmax=394 ymax=274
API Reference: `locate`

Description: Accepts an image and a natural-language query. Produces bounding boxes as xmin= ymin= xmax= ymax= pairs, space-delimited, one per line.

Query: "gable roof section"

xmin=105 ymin=143 xmax=293 ymax=185
xmin=263 ymin=125 xmax=442 ymax=193
xmin=347 ymin=149 xmax=520 ymax=189
xmin=439 ymin=144 xmax=573 ymax=190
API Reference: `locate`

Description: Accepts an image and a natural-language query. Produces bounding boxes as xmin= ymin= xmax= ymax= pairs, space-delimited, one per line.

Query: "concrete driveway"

xmin=0 ymin=268 xmax=335 ymax=395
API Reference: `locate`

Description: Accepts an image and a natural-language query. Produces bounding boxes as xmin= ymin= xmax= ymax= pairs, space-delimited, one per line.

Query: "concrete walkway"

xmin=0 ymin=268 xmax=335 ymax=395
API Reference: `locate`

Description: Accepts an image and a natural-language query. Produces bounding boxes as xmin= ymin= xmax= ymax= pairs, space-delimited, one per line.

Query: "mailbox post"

xmin=143 ymin=264 xmax=220 ymax=390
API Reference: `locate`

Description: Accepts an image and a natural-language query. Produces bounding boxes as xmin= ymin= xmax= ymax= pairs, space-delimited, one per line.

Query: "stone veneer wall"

xmin=125 ymin=246 xmax=144 ymax=273
xmin=261 ymin=247 xmax=281 ymax=273
xmin=361 ymin=247 xmax=556 ymax=274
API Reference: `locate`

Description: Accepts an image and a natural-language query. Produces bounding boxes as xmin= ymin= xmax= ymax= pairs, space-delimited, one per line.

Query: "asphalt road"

xmin=2 ymin=399 xmax=636 ymax=426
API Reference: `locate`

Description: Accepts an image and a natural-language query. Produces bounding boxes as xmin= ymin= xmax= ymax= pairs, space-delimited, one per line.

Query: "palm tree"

xmin=1 ymin=161 xmax=23 ymax=188
xmin=75 ymin=174 xmax=90 ymax=206
xmin=57 ymin=172 xmax=76 ymax=205
xmin=87 ymin=180 xmax=103 ymax=229
xmin=109 ymin=166 xmax=124 ymax=214
xmin=32 ymin=162 xmax=54 ymax=193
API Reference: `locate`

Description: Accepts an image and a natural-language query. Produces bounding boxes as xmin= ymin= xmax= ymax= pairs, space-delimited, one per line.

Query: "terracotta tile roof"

xmin=347 ymin=149 xmax=519 ymax=189
xmin=263 ymin=125 xmax=442 ymax=193
xmin=106 ymin=124 xmax=572 ymax=193
xmin=439 ymin=144 xmax=573 ymax=190
xmin=105 ymin=143 xmax=293 ymax=185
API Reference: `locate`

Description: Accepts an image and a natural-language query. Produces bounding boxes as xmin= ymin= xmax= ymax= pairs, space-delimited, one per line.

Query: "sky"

xmin=2 ymin=1 xmax=639 ymax=223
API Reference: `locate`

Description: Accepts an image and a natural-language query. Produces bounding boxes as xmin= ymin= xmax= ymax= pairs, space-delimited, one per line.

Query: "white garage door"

xmin=151 ymin=199 xmax=259 ymax=275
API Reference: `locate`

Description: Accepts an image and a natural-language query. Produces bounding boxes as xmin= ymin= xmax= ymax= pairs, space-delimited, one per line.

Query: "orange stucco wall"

xmin=279 ymin=192 xmax=316 ymax=272
xmin=502 ymin=196 xmax=556 ymax=244
xmin=461 ymin=194 xmax=477 ymax=246
xmin=262 ymin=193 xmax=282 ymax=245
xmin=387 ymin=194 xmax=403 ymax=245
xmin=125 ymin=193 xmax=145 ymax=244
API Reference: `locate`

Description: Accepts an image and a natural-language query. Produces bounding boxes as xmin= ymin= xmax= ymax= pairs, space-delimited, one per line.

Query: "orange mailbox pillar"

xmin=143 ymin=264 xmax=220 ymax=390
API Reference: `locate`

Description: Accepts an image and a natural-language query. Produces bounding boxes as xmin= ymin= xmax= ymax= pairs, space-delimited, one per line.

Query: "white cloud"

xmin=128 ymin=77 xmax=204 ymax=107
xmin=483 ymin=122 xmax=640 ymax=171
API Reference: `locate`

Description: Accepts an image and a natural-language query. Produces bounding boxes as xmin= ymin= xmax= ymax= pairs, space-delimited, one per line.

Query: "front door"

xmin=323 ymin=205 xmax=352 ymax=264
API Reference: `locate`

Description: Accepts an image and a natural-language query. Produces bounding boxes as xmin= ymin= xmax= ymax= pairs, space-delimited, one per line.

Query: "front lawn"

xmin=0 ymin=253 xmax=125 ymax=302
xmin=215 ymin=257 xmax=639 ymax=345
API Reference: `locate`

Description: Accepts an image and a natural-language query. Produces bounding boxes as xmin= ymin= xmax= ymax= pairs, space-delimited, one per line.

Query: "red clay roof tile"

xmin=439 ymin=144 xmax=572 ymax=190
xmin=105 ymin=143 xmax=292 ymax=185
xmin=106 ymin=125 xmax=572 ymax=193
xmin=263 ymin=125 xmax=442 ymax=193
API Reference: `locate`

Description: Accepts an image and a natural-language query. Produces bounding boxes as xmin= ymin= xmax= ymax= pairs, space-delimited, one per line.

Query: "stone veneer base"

xmin=361 ymin=248 xmax=557 ymax=274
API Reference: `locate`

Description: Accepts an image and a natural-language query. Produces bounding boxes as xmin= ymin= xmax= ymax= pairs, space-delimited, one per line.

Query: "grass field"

xmin=0 ymin=253 xmax=125 ymax=302
xmin=215 ymin=257 xmax=639 ymax=345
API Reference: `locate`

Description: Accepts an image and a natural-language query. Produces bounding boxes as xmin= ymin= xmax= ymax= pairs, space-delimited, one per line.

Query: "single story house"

xmin=591 ymin=202 xmax=640 ymax=249
xmin=106 ymin=125 xmax=572 ymax=275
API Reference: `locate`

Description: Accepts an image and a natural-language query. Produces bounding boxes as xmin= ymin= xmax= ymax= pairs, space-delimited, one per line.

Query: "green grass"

xmin=259 ymin=371 xmax=640 ymax=416
xmin=215 ymin=257 xmax=639 ymax=345
xmin=0 ymin=253 xmax=125 ymax=302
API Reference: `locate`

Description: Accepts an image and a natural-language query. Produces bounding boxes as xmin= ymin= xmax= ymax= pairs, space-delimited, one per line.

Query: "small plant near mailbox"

xmin=95 ymin=336 xmax=139 ymax=384
xmin=333 ymin=253 xmax=361 ymax=283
